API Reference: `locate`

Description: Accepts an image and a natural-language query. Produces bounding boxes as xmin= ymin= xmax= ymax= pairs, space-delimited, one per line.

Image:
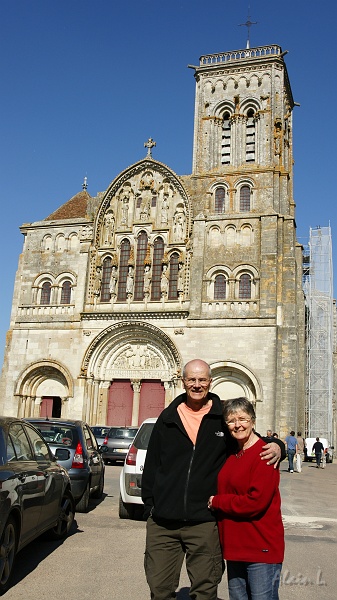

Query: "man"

xmin=142 ymin=359 xmax=284 ymax=600
xmin=266 ymin=429 xmax=273 ymax=439
xmin=296 ymin=431 xmax=305 ymax=472
xmin=285 ymin=430 xmax=298 ymax=473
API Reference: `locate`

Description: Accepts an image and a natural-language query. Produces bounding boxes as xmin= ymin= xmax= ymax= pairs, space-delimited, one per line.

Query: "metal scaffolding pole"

xmin=303 ymin=226 xmax=334 ymax=442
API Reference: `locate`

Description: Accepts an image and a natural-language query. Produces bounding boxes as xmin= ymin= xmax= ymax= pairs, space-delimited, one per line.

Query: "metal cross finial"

xmin=144 ymin=137 xmax=156 ymax=157
xmin=238 ymin=7 xmax=257 ymax=49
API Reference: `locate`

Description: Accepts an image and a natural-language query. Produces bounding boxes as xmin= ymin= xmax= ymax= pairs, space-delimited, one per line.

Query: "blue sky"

xmin=1 ymin=0 xmax=336 ymax=365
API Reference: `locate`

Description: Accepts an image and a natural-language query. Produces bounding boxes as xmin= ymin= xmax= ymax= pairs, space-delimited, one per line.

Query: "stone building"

xmin=0 ymin=44 xmax=305 ymax=437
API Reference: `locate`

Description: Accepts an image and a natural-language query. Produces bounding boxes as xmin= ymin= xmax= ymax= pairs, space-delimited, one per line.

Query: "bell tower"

xmin=191 ymin=45 xmax=294 ymax=189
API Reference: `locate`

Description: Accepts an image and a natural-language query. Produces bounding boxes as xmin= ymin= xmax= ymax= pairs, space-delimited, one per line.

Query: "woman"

xmin=208 ymin=397 xmax=284 ymax=600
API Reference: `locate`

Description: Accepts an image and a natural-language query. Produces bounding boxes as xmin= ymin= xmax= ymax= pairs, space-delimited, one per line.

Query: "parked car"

xmin=304 ymin=437 xmax=334 ymax=463
xmin=26 ymin=418 xmax=105 ymax=512
xmin=90 ymin=425 xmax=111 ymax=446
xmin=0 ymin=416 xmax=75 ymax=595
xmin=119 ymin=418 xmax=157 ymax=519
xmin=101 ymin=426 xmax=138 ymax=465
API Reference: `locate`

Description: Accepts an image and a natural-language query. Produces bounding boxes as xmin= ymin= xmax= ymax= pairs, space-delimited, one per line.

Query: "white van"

xmin=305 ymin=437 xmax=334 ymax=463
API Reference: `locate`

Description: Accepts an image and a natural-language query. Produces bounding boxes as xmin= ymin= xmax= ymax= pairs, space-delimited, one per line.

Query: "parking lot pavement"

xmin=3 ymin=461 xmax=337 ymax=600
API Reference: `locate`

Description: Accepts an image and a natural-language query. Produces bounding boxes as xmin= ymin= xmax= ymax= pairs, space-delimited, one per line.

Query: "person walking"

xmin=312 ymin=437 xmax=324 ymax=468
xmin=208 ymin=397 xmax=284 ymax=600
xmin=296 ymin=431 xmax=305 ymax=472
xmin=141 ymin=359 xmax=284 ymax=600
xmin=285 ymin=430 xmax=298 ymax=473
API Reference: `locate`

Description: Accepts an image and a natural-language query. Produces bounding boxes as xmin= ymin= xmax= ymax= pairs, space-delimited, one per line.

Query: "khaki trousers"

xmin=144 ymin=517 xmax=224 ymax=600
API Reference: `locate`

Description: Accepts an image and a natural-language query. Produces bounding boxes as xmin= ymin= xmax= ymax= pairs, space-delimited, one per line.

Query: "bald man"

xmin=142 ymin=359 xmax=283 ymax=600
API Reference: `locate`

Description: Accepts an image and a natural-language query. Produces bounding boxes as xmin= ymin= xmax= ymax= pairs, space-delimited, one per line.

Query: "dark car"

xmin=26 ymin=418 xmax=105 ymax=513
xmin=0 ymin=416 xmax=75 ymax=595
xmin=90 ymin=425 xmax=111 ymax=447
xmin=101 ymin=426 xmax=138 ymax=464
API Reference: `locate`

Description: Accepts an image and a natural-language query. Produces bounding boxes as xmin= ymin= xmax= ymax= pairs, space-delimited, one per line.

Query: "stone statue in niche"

xmin=126 ymin=265 xmax=134 ymax=297
xmin=160 ymin=264 xmax=169 ymax=296
xmin=93 ymin=266 xmax=102 ymax=303
xmin=143 ymin=264 xmax=152 ymax=296
xmin=173 ymin=205 xmax=186 ymax=242
xmin=102 ymin=210 xmax=115 ymax=246
xmin=109 ymin=265 xmax=118 ymax=297
xmin=161 ymin=196 xmax=169 ymax=224
xmin=120 ymin=186 xmax=131 ymax=225
xmin=140 ymin=197 xmax=151 ymax=221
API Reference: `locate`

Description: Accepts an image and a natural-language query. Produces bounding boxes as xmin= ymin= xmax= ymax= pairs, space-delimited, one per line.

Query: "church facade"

xmin=0 ymin=44 xmax=305 ymax=438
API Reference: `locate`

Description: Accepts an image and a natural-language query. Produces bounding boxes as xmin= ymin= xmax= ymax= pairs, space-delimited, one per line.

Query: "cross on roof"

xmin=144 ymin=137 xmax=156 ymax=157
xmin=238 ymin=9 xmax=258 ymax=49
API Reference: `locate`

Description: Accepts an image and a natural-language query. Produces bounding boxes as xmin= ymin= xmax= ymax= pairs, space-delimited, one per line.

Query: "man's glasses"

xmin=225 ymin=417 xmax=251 ymax=427
xmin=183 ymin=378 xmax=211 ymax=387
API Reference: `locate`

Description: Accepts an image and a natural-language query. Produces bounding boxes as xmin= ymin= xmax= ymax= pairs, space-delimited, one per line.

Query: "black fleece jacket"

xmin=141 ymin=392 xmax=286 ymax=522
xmin=141 ymin=391 xmax=229 ymax=522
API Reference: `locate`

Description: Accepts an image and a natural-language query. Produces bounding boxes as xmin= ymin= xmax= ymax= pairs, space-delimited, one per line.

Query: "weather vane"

xmin=238 ymin=6 xmax=257 ymax=49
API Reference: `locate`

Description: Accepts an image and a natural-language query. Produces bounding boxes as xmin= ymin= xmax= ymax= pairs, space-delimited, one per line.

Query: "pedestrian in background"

xmin=285 ymin=430 xmax=298 ymax=473
xmin=296 ymin=431 xmax=305 ymax=472
xmin=312 ymin=437 xmax=324 ymax=468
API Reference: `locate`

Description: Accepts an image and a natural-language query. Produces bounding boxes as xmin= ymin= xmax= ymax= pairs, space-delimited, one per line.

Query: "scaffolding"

xmin=303 ymin=226 xmax=334 ymax=442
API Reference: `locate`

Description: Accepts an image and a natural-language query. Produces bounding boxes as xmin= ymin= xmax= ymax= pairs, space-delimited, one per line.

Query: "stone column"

xmin=131 ymin=380 xmax=141 ymax=426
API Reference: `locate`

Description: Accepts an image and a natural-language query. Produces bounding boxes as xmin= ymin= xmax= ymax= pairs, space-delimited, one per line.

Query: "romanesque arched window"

xmin=101 ymin=257 xmax=112 ymax=302
xmin=239 ymin=273 xmax=252 ymax=299
xmin=214 ymin=274 xmax=227 ymax=299
xmin=40 ymin=281 xmax=51 ymax=305
xmin=117 ymin=239 xmax=131 ymax=301
xmin=168 ymin=253 xmax=179 ymax=300
xmin=240 ymin=186 xmax=251 ymax=212
xmin=134 ymin=231 xmax=148 ymax=301
xmin=151 ymin=237 xmax=165 ymax=301
xmin=246 ymin=109 xmax=256 ymax=162
xmin=60 ymin=280 xmax=71 ymax=304
xmin=215 ymin=187 xmax=225 ymax=213
xmin=221 ymin=111 xmax=231 ymax=164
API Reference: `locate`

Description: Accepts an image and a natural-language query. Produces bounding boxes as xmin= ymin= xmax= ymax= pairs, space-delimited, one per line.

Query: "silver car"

xmin=26 ymin=418 xmax=105 ymax=512
xmin=101 ymin=426 xmax=138 ymax=465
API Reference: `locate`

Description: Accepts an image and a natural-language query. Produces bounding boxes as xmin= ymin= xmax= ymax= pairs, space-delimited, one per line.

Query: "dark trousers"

xmin=144 ymin=517 xmax=224 ymax=600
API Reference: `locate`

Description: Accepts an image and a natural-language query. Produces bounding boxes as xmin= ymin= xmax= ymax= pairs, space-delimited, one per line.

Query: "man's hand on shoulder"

xmin=260 ymin=441 xmax=281 ymax=468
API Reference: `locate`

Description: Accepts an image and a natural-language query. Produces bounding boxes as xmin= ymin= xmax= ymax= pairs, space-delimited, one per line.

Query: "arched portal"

xmin=81 ymin=321 xmax=182 ymax=426
xmin=14 ymin=360 xmax=73 ymax=418
xmin=210 ymin=360 xmax=262 ymax=407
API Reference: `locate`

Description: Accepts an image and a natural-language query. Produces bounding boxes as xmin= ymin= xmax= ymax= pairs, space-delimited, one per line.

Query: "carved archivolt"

xmin=81 ymin=321 xmax=182 ymax=381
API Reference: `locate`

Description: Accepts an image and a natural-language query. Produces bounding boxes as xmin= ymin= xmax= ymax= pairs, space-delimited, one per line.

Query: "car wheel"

xmin=91 ymin=472 xmax=104 ymax=499
xmin=0 ymin=516 xmax=17 ymax=595
xmin=47 ymin=490 xmax=75 ymax=540
xmin=119 ymin=494 xmax=135 ymax=519
xmin=76 ymin=482 xmax=90 ymax=513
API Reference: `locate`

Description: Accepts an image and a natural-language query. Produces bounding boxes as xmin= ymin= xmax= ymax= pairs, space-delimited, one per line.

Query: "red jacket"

xmin=212 ymin=437 xmax=284 ymax=564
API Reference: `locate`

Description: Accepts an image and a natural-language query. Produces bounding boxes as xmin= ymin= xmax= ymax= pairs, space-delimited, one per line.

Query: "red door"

xmin=40 ymin=397 xmax=53 ymax=417
xmin=138 ymin=381 xmax=165 ymax=425
xmin=107 ymin=380 xmax=133 ymax=425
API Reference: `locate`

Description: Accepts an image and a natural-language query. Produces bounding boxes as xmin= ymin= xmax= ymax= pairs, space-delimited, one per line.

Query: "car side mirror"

xmin=100 ymin=445 xmax=108 ymax=453
xmin=55 ymin=448 xmax=71 ymax=461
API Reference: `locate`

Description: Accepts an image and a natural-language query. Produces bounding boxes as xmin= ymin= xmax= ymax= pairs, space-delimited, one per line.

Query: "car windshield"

xmin=134 ymin=423 xmax=155 ymax=450
xmin=32 ymin=423 xmax=79 ymax=449
xmin=91 ymin=426 xmax=110 ymax=437
xmin=108 ymin=428 xmax=138 ymax=440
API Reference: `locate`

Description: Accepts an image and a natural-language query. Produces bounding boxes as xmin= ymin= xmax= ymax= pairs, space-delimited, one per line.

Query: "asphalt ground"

xmin=4 ymin=459 xmax=337 ymax=600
